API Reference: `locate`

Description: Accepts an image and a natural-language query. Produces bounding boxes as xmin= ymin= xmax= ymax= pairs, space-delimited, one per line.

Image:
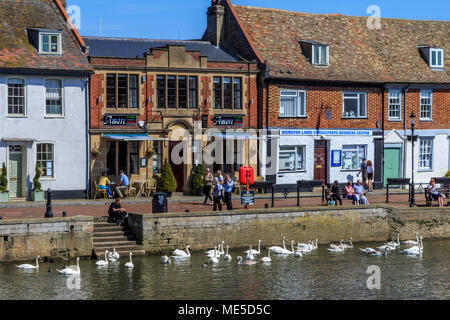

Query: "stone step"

xmin=93 ymin=225 xmax=129 ymax=232
xmin=93 ymin=240 xmax=138 ymax=247
xmin=93 ymin=231 xmax=134 ymax=238
xmin=94 ymin=245 xmax=145 ymax=253
xmin=95 ymin=249 xmax=146 ymax=257
xmin=93 ymin=235 xmax=138 ymax=243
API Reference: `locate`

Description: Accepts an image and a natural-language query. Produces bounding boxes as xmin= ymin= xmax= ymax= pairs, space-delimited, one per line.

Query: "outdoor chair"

xmin=144 ymin=178 xmax=157 ymax=197
xmin=123 ymin=180 xmax=137 ymax=198
xmin=93 ymin=180 xmax=108 ymax=200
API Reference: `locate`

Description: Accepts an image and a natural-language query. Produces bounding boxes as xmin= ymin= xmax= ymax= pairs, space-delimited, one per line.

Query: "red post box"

xmin=239 ymin=167 xmax=255 ymax=186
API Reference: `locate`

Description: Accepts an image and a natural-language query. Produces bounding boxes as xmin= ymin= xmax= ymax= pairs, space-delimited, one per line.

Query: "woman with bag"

xmin=203 ymin=168 xmax=213 ymax=205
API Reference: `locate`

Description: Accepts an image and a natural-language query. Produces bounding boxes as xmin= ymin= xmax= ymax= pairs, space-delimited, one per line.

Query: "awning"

xmin=103 ymin=134 xmax=167 ymax=141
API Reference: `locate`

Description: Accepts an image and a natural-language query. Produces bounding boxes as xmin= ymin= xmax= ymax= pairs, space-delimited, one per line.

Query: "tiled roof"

xmin=0 ymin=0 xmax=91 ymax=73
xmin=232 ymin=4 xmax=450 ymax=83
xmin=83 ymin=37 xmax=241 ymax=62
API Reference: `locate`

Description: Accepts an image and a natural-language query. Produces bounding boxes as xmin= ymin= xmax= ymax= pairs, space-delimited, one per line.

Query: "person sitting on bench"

xmin=354 ymin=180 xmax=369 ymax=205
xmin=344 ymin=181 xmax=358 ymax=205
xmin=427 ymin=179 xmax=446 ymax=208
xmin=330 ymin=181 xmax=343 ymax=206
xmin=108 ymin=198 xmax=128 ymax=225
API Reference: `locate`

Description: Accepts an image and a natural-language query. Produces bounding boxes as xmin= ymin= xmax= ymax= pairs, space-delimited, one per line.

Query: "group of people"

xmin=97 ymin=170 xmax=130 ymax=199
xmin=203 ymin=169 xmax=234 ymax=212
xmin=329 ymin=180 xmax=370 ymax=206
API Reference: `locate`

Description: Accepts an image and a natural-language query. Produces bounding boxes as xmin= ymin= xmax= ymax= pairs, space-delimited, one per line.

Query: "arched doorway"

xmin=167 ymin=122 xmax=191 ymax=193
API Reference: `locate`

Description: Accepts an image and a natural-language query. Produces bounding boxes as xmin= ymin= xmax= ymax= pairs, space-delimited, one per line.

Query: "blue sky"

xmin=68 ymin=0 xmax=450 ymax=40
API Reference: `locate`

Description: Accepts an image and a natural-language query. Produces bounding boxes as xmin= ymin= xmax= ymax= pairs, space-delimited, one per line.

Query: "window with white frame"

xmin=312 ymin=44 xmax=329 ymax=66
xmin=341 ymin=145 xmax=367 ymax=170
xmin=420 ymin=90 xmax=433 ymax=120
xmin=45 ymin=79 xmax=63 ymax=116
xmin=279 ymin=146 xmax=306 ymax=172
xmin=419 ymin=139 xmax=433 ymax=170
xmin=280 ymin=90 xmax=306 ymax=117
xmin=7 ymin=78 xmax=25 ymax=116
xmin=40 ymin=33 xmax=61 ymax=54
xmin=430 ymin=48 xmax=444 ymax=68
xmin=388 ymin=90 xmax=402 ymax=120
xmin=37 ymin=143 xmax=54 ymax=178
xmin=342 ymin=92 xmax=367 ymax=118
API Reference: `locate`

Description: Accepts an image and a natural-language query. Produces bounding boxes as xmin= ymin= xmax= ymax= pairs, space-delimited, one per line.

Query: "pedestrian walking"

xmin=212 ymin=177 xmax=223 ymax=212
xmin=203 ymin=168 xmax=213 ymax=205
xmin=367 ymin=160 xmax=374 ymax=192
xmin=223 ymin=175 xmax=234 ymax=210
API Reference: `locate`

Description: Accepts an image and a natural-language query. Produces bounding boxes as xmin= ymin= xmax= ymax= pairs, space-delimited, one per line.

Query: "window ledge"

xmin=418 ymin=169 xmax=433 ymax=173
xmin=44 ymin=116 xmax=65 ymax=119
xmin=388 ymin=119 xmax=402 ymax=122
xmin=419 ymin=119 xmax=433 ymax=122
xmin=6 ymin=115 xmax=27 ymax=118
xmin=278 ymin=116 xmax=308 ymax=119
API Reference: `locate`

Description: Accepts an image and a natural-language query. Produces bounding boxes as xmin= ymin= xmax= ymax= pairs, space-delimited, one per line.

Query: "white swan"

xmin=160 ymin=255 xmax=171 ymax=265
xmin=377 ymin=244 xmax=396 ymax=251
xmin=401 ymin=237 xmax=423 ymax=255
xmin=237 ymin=256 xmax=258 ymax=265
xmin=218 ymin=241 xmax=225 ymax=255
xmin=172 ymin=245 xmax=191 ymax=258
xmin=367 ymin=246 xmax=389 ymax=257
xmin=206 ymin=243 xmax=223 ymax=257
xmin=403 ymin=232 xmax=420 ymax=245
xmin=17 ymin=256 xmax=40 ymax=270
xmin=384 ymin=234 xmax=400 ymax=248
xmin=342 ymin=237 xmax=354 ymax=249
xmin=270 ymin=237 xmax=293 ymax=254
xmin=96 ymin=251 xmax=109 ymax=266
xmin=112 ymin=248 xmax=120 ymax=260
xmin=261 ymin=249 xmax=271 ymax=263
xmin=298 ymin=240 xmax=314 ymax=251
xmin=209 ymin=247 xmax=219 ymax=264
xmin=124 ymin=252 xmax=134 ymax=268
xmin=245 ymin=245 xmax=255 ymax=260
xmin=108 ymin=249 xmax=119 ymax=262
xmin=223 ymin=246 xmax=232 ymax=261
xmin=57 ymin=257 xmax=81 ymax=275
xmin=245 ymin=240 xmax=261 ymax=255
xmin=294 ymin=244 xmax=304 ymax=257
xmin=360 ymin=247 xmax=377 ymax=254
xmin=328 ymin=240 xmax=345 ymax=253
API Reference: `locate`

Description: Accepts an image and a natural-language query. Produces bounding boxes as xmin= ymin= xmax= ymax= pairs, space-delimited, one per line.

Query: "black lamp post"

xmin=409 ymin=112 xmax=417 ymax=207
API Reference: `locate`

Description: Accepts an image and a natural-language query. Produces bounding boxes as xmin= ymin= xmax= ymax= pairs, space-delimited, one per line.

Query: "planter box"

xmin=0 ymin=192 xmax=10 ymax=203
xmin=29 ymin=190 xmax=45 ymax=202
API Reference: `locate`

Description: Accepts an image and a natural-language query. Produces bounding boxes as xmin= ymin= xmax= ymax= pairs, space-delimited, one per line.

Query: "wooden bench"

xmin=425 ymin=177 xmax=450 ymax=206
xmin=386 ymin=178 xmax=411 ymax=203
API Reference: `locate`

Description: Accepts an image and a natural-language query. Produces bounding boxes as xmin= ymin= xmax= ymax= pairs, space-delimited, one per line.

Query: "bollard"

xmin=62 ymin=211 xmax=67 ymax=217
xmin=45 ymin=188 xmax=53 ymax=218
xmin=265 ymin=203 xmax=269 ymax=209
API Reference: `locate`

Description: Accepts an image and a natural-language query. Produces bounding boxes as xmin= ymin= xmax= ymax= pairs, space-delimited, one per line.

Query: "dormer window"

xmin=312 ymin=44 xmax=329 ymax=66
xmin=40 ymin=33 xmax=61 ymax=54
xmin=430 ymin=48 xmax=443 ymax=68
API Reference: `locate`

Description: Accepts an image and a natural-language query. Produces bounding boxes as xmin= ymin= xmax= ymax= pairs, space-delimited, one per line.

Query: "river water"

xmin=0 ymin=240 xmax=448 ymax=300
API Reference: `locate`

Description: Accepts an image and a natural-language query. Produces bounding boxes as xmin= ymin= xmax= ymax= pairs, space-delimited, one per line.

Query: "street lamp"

xmin=409 ymin=112 xmax=417 ymax=207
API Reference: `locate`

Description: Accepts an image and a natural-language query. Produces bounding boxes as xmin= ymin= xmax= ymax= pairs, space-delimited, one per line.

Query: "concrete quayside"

xmin=0 ymin=206 xmax=449 ymax=262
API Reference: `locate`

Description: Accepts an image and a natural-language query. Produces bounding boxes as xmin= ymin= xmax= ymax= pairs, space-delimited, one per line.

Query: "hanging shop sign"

xmin=213 ymin=115 xmax=243 ymax=127
xmin=103 ymin=115 xmax=137 ymax=126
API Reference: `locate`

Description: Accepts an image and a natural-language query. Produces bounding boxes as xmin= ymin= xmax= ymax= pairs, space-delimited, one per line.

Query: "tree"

xmin=157 ymin=161 xmax=177 ymax=193
xmin=191 ymin=163 xmax=205 ymax=192
xmin=33 ymin=163 xmax=42 ymax=192
xmin=445 ymin=170 xmax=450 ymax=178
xmin=0 ymin=163 xmax=7 ymax=193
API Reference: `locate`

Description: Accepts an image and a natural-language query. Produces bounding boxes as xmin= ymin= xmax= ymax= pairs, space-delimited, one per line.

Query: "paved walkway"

xmin=0 ymin=191 xmax=442 ymax=220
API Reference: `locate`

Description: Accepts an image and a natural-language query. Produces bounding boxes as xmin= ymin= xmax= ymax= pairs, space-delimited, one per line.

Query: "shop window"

xmin=129 ymin=141 xmax=139 ymax=175
xmin=106 ymin=73 xmax=139 ymax=109
xmin=7 ymin=78 xmax=25 ymax=116
xmin=106 ymin=142 xmax=116 ymax=175
xmin=341 ymin=145 xmax=366 ymax=170
xmin=279 ymin=146 xmax=306 ymax=172
xmin=118 ymin=142 xmax=127 ymax=173
xmin=45 ymin=79 xmax=63 ymax=116
xmin=153 ymin=141 xmax=162 ymax=174
xmin=37 ymin=143 xmax=54 ymax=178
xmin=343 ymin=92 xmax=367 ymax=118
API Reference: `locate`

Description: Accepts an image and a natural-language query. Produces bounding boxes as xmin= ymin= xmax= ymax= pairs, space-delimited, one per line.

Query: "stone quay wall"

xmin=0 ymin=216 xmax=94 ymax=262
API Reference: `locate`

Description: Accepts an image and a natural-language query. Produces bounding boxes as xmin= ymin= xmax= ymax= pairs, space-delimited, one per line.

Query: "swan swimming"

xmin=328 ymin=240 xmax=345 ymax=253
xmin=401 ymin=237 xmax=423 ymax=255
xmin=261 ymin=249 xmax=271 ymax=263
xmin=236 ymin=256 xmax=258 ymax=265
xmin=403 ymin=232 xmax=420 ymax=245
xmin=269 ymin=236 xmax=288 ymax=254
xmin=209 ymin=247 xmax=219 ymax=264
xmin=172 ymin=245 xmax=191 ymax=258
xmin=223 ymin=246 xmax=232 ymax=261
xmin=96 ymin=251 xmax=109 ymax=266
xmin=245 ymin=245 xmax=255 ymax=260
xmin=341 ymin=237 xmax=354 ymax=249
xmin=160 ymin=255 xmax=171 ymax=265
xmin=367 ymin=246 xmax=389 ymax=257
xmin=294 ymin=244 xmax=303 ymax=257
xmin=17 ymin=256 xmax=40 ymax=270
xmin=57 ymin=257 xmax=81 ymax=275
xmin=244 ymin=240 xmax=261 ymax=255
xmin=125 ymin=252 xmax=134 ymax=268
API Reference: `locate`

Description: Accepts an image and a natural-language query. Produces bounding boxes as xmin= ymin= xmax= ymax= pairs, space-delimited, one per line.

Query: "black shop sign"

xmin=213 ymin=115 xmax=243 ymax=127
xmin=103 ymin=115 xmax=137 ymax=126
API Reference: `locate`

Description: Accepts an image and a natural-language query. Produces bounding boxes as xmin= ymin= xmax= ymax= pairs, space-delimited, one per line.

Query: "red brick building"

xmin=203 ymin=0 xmax=450 ymax=188
xmin=85 ymin=37 xmax=258 ymax=194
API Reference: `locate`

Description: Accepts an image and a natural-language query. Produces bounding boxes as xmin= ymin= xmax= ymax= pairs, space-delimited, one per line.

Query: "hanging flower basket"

xmin=91 ymin=149 xmax=102 ymax=158
xmin=147 ymin=148 xmax=155 ymax=157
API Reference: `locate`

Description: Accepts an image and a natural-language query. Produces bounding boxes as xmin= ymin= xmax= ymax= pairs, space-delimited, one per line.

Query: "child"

xmin=367 ymin=160 xmax=374 ymax=192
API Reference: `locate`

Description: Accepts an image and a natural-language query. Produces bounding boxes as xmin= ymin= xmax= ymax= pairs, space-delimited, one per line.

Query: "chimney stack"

xmin=206 ymin=1 xmax=225 ymax=47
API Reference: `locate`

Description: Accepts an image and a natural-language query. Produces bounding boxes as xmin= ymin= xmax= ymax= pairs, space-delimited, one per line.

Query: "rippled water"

xmin=0 ymin=240 xmax=449 ymax=300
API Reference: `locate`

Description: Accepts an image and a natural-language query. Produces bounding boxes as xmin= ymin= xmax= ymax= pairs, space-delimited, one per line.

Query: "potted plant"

xmin=191 ymin=163 xmax=205 ymax=196
xmin=30 ymin=163 xmax=45 ymax=202
xmin=0 ymin=163 xmax=9 ymax=202
xmin=157 ymin=161 xmax=177 ymax=197
xmin=91 ymin=143 xmax=102 ymax=158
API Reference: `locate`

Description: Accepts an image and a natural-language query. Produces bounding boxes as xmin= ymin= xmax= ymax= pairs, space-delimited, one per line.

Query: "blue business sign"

xmin=280 ymin=129 xmax=373 ymax=136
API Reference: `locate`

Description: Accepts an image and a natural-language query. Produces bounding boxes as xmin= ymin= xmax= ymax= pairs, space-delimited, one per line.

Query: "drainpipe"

xmin=381 ymin=83 xmax=386 ymax=187
xmin=85 ymin=75 xmax=91 ymax=199
xmin=402 ymin=84 xmax=411 ymax=180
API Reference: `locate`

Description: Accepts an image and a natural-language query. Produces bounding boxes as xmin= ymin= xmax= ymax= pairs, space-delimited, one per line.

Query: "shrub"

xmin=157 ymin=161 xmax=177 ymax=193
xmin=33 ymin=163 xmax=42 ymax=192
xmin=191 ymin=163 xmax=205 ymax=191
xmin=445 ymin=170 xmax=450 ymax=178
xmin=0 ymin=163 xmax=7 ymax=193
